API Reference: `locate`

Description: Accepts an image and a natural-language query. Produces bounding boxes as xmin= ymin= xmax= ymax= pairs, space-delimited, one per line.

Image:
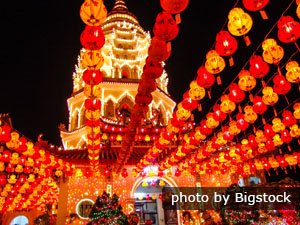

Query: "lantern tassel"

xmin=273 ymin=107 xmax=277 ymax=117
xmin=262 ymin=80 xmax=266 ymax=87
xmin=198 ymin=103 xmax=202 ymax=111
xmin=262 ymin=117 xmax=266 ymax=124
xmin=277 ymin=65 xmax=282 ymax=76
xmin=244 ymin=36 xmax=251 ymax=46
xmin=217 ymin=75 xmax=222 ymax=85
xmin=288 ymin=145 xmax=292 ymax=151
xmin=238 ymin=104 xmax=242 ymax=112
xmin=259 ymin=10 xmax=268 ymax=20
xmin=208 ymin=89 xmax=211 ymax=99
xmin=249 ymin=93 xmax=253 ymax=102
xmin=175 ymin=14 xmax=181 ymax=24
xmin=229 ymin=56 xmax=234 ymax=67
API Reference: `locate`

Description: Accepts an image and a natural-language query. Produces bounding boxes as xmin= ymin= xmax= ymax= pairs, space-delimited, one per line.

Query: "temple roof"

xmin=102 ymin=0 xmax=145 ymax=34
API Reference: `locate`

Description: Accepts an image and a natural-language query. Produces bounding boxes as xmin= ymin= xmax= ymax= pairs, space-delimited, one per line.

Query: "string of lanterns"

xmin=79 ymin=0 xmax=107 ymax=170
xmin=0 ymin=120 xmax=75 ymax=213
xmin=115 ymin=0 xmax=190 ymax=174
xmin=134 ymin=0 xmax=300 ymax=176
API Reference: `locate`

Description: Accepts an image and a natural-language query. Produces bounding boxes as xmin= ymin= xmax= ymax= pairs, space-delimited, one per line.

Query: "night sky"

xmin=0 ymin=0 xmax=299 ymax=150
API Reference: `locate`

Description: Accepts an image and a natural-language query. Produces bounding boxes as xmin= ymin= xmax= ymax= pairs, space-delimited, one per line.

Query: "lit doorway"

xmin=133 ymin=177 xmax=179 ymax=225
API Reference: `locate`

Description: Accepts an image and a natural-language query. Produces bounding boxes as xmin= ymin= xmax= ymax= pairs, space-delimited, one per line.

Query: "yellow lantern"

xmin=228 ymin=8 xmax=253 ymax=36
xmin=220 ymin=95 xmax=236 ymax=114
xmin=80 ymin=0 xmax=107 ymax=26
xmin=255 ymin=159 xmax=264 ymax=170
xmin=206 ymin=113 xmax=220 ymax=129
xmin=285 ymin=61 xmax=300 ymax=83
xmin=262 ymin=86 xmax=279 ymax=106
xmin=176 ymin=103 xmax=191 ymax=120
xmin=244 ymin=105 xmax=258 ymax=124
xmin=84 ymin=83 xmax=102 ymax=98
xmin=262 ymin=39 xmax=284 ymax=64
xmin=269 ymin=157 xmax=279 ymax=169
xmin=205 ymin=50 xmax=226 ymax=74
xmin=285 ymin=155 xmax=298 ymax=166
xmin=229 ymin=121 xmax=241 ymax=136
xmin=189 ymin=80 xmax=206 ymax=100
xmin=81 ymin=50 xmax=104 ymax=70
xmin=6 ymin=132 xmax=20 ymax=150
xmin=85 ymin=109 xmax=100 ymax=120
xmin=238 ymin=70 xmax=256 ymax=91
xmin=294 ymin=103 xmax=300 ymax=119
xmin=273 ymin=134 xmax=283 ymax=146
xmin=290 ymin=124 xmax=300 ymax=137
xmin=255 ymin=130 xmax=266 ymax=143
xmin=272 ymin=118 xmax=285 ymax=132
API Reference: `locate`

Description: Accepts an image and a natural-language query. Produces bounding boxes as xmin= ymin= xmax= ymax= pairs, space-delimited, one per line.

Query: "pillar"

xmin=56 ymin=177 xmax=69 ymax=225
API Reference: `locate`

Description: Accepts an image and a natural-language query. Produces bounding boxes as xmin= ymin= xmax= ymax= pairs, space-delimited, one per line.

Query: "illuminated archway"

xmin=9 ymin=215 xmax=29 ymax=225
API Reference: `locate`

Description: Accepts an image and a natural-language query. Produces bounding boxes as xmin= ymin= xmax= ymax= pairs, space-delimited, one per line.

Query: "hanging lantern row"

xmin=174 ymin=103 xmax=300 ymax=177
xmin=134 ymin=1 xmax=261 ymax=173
xmin=116 ymin=1 xmax=190 ymax=173
xmin=134 ymin=1 xmax=300 ymax=173
xmin=0 ymin=122 xmax=75 ymax=213
xmin=156 ymin=15 xmax=300 ymax=170
xmin=79 ymin=0 xmax=107 ymax=169
xmin=173 ymin=150 xmax=300 ymax=178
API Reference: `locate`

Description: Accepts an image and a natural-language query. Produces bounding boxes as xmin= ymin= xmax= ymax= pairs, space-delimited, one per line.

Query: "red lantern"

xmin=223 ymin=126 xmax=234 ymax=141
xmin=249 ymin=55 xmax=269 ymax=78
xmin=2 ymin=150 xmax=11 ymax=162
xmin=84 ymin=168 xmax=93 ymax=178
xmin=148 ymin=37 xmax=170 ymax=62
xmin=273 ymin=75 xmax=291 ymax=95
xmin=252 ymin=96 xmax=268 ymax=114
xmin=82 ymin=69 xmax=103 ymax=85
xmin=0 ymin=174 xmax=6 ymax=186
xmin=282 ymin=110 xmax=296 ymax=127
xmin=103 ymin=167 xmax=111 ymax=177
xmin=200 ymin=120 xmax=212 ymax=135
xmin=281 ymin=129 xmax=292 ymax=143
xmin=84 ymin=99 xmax=101 ymax=110
xmin=170 ymin=113 xmax=185 ymax=128
xmin=215 ymin=31 xmax=238 ymax=56
xmin=242 ymin=0 xmax=269 ymax=11
xmin=160 ymin=0 xmax=189 ymax=14
xmin=248 ymin=134 xmax=258 ymax=149
xmin=153 ymin=12 xmax=179 ymax=41
xmin=174 ymin=168 xmax=181 ymax=177
xmin=121 ymin=168 xmax=128 ymax=178
xmin=276 ymin=155 xmax=288 ymax=168
xmin=213 ymin=104 xmax=227 ymax=122
xmin=236 ymin=113 xmax=249 ymax=131
xmin=228 ymin=83 xmax=245 ymax=103
xmin=265 ymin=138 xmax=275 ymax=151
xmin=143 ymin=57 xmax=164 ymax=79
xmin=196 ymin=66 xmax=215 ymax=88
xmin=135 ymin=93 xmax=153 ymax=106
xmin=80 ymin=25 xmax=105 ymax=50
xmin=264 ymin=124 xmax=276 ymax=138
xmin=138 ymin=76 xmax=157 ymax=94
xmin=277 ymin=16 xmax=300 ymax=43
xmin=182 ymin=92 xmax=198 ymax=111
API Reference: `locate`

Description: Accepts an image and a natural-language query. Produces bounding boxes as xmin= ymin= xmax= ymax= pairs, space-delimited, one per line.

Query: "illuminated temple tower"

xmin=60 ymin=0 xmax=176 ymax=150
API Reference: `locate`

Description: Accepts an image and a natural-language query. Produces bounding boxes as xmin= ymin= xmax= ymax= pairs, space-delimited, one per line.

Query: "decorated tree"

xmin=88 ymin=192 xmax=128 ymax=225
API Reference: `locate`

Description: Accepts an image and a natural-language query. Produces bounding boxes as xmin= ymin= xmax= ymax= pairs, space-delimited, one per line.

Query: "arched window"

xmin=121 ymin=66 xmax=131 ymax=79
xmin=71 ymin=110 xmax=79 ymax=130
xmin=80 ymin=109 xmax=86 ymax=127
xmin=105 ymin=100 xmax=115 ymax=118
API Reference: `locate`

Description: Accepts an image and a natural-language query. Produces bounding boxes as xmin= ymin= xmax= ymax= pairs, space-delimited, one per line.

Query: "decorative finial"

xmin=113 ymin=0 xmax=128 ymax=11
